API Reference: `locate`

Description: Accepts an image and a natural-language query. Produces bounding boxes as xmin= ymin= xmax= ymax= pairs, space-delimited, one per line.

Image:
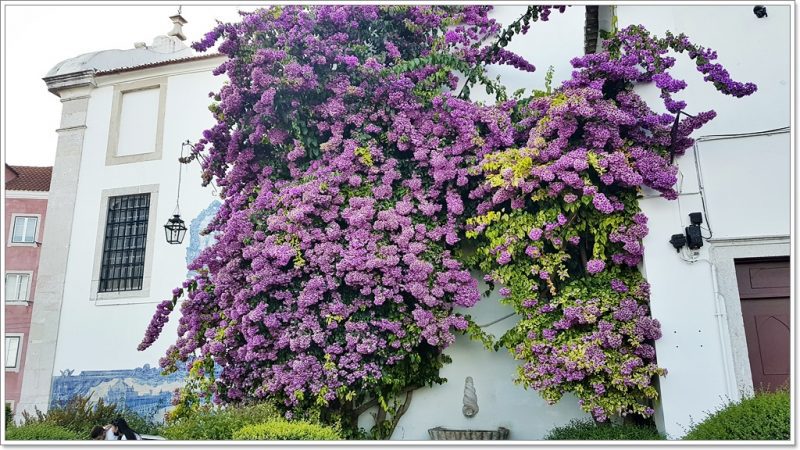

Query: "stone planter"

xmin=428 ymin=427 xmax=510 ymax=440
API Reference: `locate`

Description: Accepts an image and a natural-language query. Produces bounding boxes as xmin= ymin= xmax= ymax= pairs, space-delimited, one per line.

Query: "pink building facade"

xmin=5 ymin=164 xmax=51 ymax=412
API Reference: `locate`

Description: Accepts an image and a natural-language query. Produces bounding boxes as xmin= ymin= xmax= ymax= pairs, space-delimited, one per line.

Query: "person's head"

xmin=90 ymin=425 xmax=105 ymax=440
xmin=111 ymin=417 xmax=138 ymax=440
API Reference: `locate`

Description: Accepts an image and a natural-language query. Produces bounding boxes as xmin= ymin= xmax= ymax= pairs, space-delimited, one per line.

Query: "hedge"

xmin=683 ymin=390 xmax=790 ymax=440
xmin=160 ymin=402 xmax=280 ymax=440
xmin=6 ymin=423 xmax=82 ymax=440
xmin=545 ymin=419 xmax=665 ymax=440
xmin=233 ymin=419 xmax=342 ymax=441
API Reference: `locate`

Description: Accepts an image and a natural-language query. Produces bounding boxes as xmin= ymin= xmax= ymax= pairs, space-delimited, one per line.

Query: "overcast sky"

xmin=2 ymin=2 xmax=252 ymax=167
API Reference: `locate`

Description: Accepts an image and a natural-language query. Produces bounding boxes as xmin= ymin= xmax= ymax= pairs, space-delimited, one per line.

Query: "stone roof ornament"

xmin=168 ymin=7 xmax=187 ymax=41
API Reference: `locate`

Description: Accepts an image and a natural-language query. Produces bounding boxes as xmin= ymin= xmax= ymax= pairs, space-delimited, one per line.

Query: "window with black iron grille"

xmin=99 ymin=193 xmax=150 ymax=292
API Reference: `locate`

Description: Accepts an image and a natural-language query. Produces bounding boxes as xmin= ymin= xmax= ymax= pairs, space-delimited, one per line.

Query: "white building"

xmin=16 ymin=5 xmax=791 ymax=440
xmin=18 ymin=15 xmax=224 ymax=420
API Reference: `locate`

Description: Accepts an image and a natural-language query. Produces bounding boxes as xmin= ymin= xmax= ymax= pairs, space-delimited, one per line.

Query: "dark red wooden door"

xmin=736 ymin=258 xmax=790 ymax=392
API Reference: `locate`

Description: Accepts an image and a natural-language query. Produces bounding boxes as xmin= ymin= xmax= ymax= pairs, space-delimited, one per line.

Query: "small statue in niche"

xmin=462 ymin=376 xmax=479 ymax=417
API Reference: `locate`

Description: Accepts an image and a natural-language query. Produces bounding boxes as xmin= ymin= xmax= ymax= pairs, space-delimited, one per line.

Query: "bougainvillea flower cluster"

xmin=466 ymin=25 xmax=755 ymax=420
xmin=139 ymin=5 xmax=755 ymax=432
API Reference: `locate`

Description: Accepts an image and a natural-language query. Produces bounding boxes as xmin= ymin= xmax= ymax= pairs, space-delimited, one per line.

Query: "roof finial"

xmin=168 ymin=7 xmax=187 ymax=41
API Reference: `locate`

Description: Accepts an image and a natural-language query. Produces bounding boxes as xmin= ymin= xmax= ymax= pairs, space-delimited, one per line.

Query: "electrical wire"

xmin=694 ymin=126 xmax=790 ymax=142
xmin=477 ymin=312 xmax=516 ymax=328
xmin=672 ymin=125 xmax=791 ymax=238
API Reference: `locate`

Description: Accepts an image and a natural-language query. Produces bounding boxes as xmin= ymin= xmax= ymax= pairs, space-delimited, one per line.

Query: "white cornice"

xmin=5 ymin=190 xmax=49 ymax=200
xmin=43 ymin=70 xmax=97 ymax=97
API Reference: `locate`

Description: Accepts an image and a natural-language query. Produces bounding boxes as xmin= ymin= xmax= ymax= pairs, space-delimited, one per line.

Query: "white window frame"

xmin=90 ymin=185 xmax=159 ymax=304
xmin=5 ymin=271 xmax=33 ymax=305
xmin=8 ymin=213 xmax=41 ymax=247
xmin=106 ymin=77 xmax=167 ymax=166
xmin=5 ymin=334 xmax=23 ymax=372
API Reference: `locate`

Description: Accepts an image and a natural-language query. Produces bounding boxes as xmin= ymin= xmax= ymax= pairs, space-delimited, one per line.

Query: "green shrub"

xmin=233 ymin=419 xmax=342 ymax=440
xmin=161 ymin=402 xmax=280 ymax=440
xmin=19 ymin=395 xmax=161 ymax=438
xmin=545 ymin=419 xmax=665 ymax=440
xmin=6 ymin=423 xmax=82 ymax=440
xmin=5 ymin=402 xmax=14 ymax=429
xmin=683 ymin=391 xmax=790 ymax=440
xmin=21 ymin=395 xmax=118 ymax=438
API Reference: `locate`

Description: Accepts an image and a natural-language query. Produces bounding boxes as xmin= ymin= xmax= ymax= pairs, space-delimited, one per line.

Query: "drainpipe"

xmin=707 ymin=258 xmax=739 ymax=401
xmin=679 ymin=254 xmax=739 ymax=401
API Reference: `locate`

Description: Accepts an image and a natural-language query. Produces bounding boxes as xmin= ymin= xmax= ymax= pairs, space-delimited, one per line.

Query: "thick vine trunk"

xmin=350 ymin=387 xmax=416 ymax=439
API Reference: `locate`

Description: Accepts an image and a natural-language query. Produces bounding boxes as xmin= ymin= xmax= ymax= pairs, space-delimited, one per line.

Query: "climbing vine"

xmin=138 ymin=5 xmax=755 ymax=436
xmin=465 ymin=24 xmax=755 ymax=421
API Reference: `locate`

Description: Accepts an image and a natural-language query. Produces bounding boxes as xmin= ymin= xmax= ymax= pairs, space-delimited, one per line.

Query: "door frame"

xmin=709 ymin=236 xmax=791 ymax=399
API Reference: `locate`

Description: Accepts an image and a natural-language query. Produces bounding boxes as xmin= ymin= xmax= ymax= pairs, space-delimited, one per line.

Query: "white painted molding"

xmin=105 ymin=78 xmax=168 ymax=166
xmin=709 ymin=237 xmax=791 ymax=399
xmin=4 ymin=333 xmax=24 ymax=372
xmin=5 ymin=191 xmax=49 ymax=200
xmin=4 ymin=270 xmax=34 ymax=303
xmin=7 ymin=214 xmax=42 ymax=247
xmin=43 ymin=70 xmax=96 ymax=97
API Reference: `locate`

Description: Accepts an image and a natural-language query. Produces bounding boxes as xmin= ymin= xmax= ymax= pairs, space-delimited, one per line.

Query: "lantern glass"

xmin=164 ymin=214 xmax=187 ymax=244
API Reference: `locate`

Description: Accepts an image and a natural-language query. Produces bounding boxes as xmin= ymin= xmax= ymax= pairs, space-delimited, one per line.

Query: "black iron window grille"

xmin=98 ymin=193 xmax=150 ymax=293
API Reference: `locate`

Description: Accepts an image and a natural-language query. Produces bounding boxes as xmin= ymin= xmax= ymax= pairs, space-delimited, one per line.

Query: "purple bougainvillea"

xmin=467 ymin=24 xmax=755 ymax=421
xmin=140 ymin=5 xmax=567 ymax=436
xmin=139 ymin=5 xmax=755 ymax=433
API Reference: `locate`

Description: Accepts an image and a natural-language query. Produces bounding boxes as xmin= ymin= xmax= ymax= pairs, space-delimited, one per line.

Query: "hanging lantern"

xmin=165 ymin=140 xmax=191 ymax=245
xmin=164 ymin=214 xmax=187 ymax=244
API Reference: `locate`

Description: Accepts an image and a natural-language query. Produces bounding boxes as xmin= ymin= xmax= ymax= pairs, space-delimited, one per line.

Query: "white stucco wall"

xmin=365 ymin=277 xmax=589 ymax=440
xmin=617 ymin=4 xmax=792 ymax=439
xmin=481 ymin=5 xmax=587 ymax=97
xmin=51 ymin=61 xmax=224 ymax=374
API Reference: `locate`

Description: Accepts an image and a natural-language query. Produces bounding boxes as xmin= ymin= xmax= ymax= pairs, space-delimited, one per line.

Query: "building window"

xmin=91 ymin=185 xmax=158 ymax=303
xmin=117 ymin=87 xmax=160 ymax=157
xmin=11 ymin=216 xmax=38 ymax=244
xmin=106 ymin=78 xmax=167 ymax=166
xmin=98 ymin=193 xmax=151 ymax=293
xmin=5 ymin=273 xmax=31 ymax=302
xmin=5 ymin=335 xmax=22 ymax=370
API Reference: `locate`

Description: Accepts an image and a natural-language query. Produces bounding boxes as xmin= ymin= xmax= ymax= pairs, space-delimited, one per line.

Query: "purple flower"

xmin=586 ymin=259 xmax=606 ymax=274
xmin=539 ymin=270 xmax=550 ymax=280
xmin=592 ymin=193 xmax=614 ymax=214
xmin=610 ymin=279 xmax=628 ymax=292
xmin=497 ymin=251 xmax=512 ymax=265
